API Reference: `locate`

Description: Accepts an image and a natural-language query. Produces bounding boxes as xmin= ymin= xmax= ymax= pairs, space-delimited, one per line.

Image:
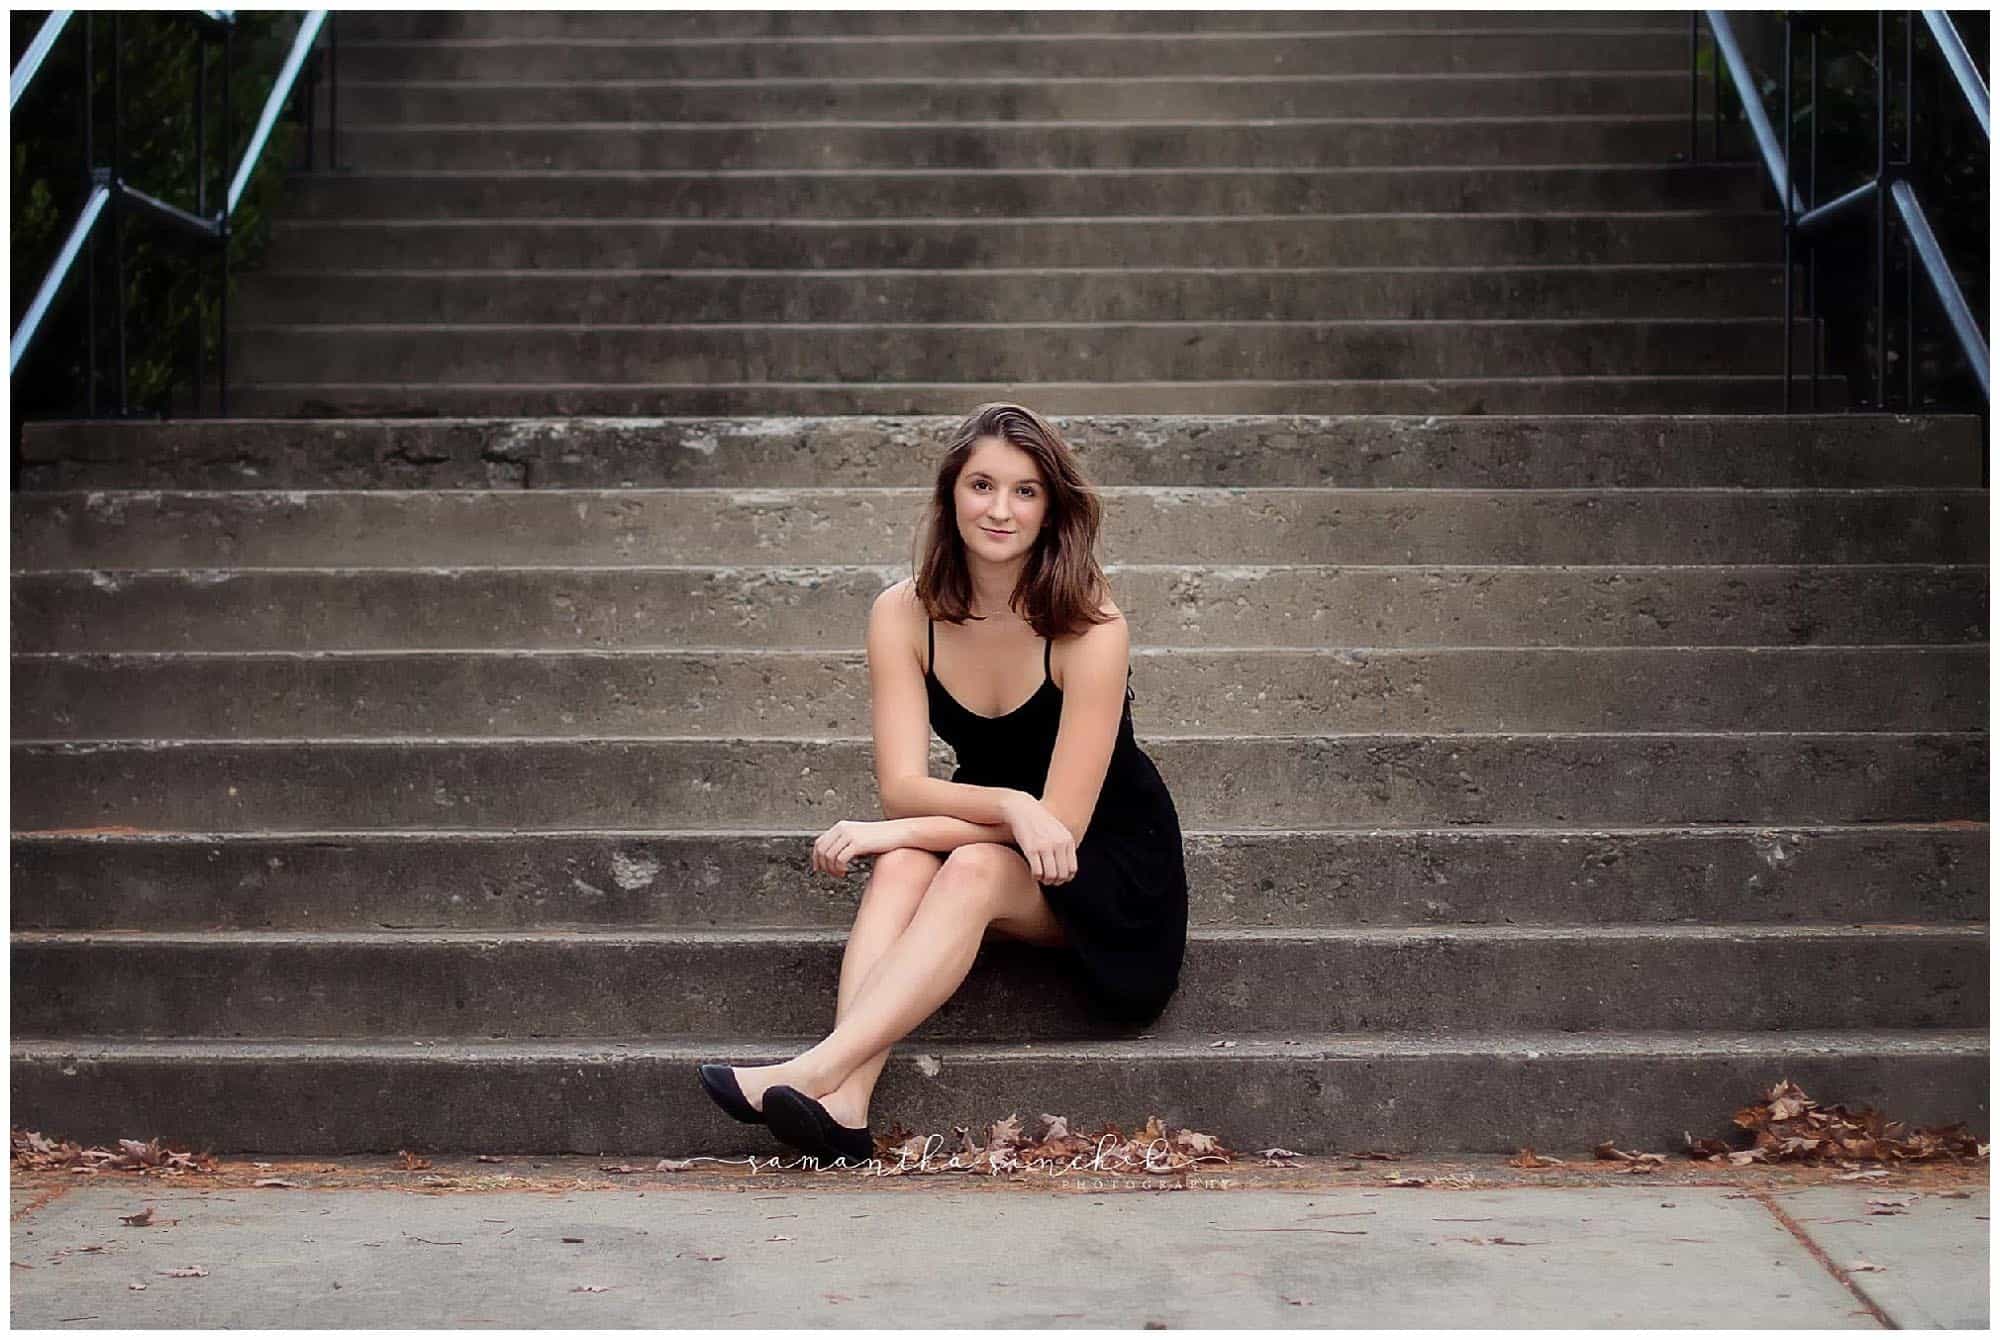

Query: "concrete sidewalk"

xmin=10 ymin=1156 xmax=1987 ymax=1328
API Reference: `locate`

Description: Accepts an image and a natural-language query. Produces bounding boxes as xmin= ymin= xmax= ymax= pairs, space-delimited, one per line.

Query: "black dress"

xmin=924 ymin=616 xmax=1190 ymax=1026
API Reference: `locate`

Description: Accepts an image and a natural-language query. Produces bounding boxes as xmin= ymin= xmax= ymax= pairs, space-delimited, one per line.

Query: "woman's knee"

xmin=926 ymin=844 xmax=1024 ymax=914
xmin=857 ymin=845 xmax=942 ymax=912
xmin=871 ymin=845 xmax=942 ymax=883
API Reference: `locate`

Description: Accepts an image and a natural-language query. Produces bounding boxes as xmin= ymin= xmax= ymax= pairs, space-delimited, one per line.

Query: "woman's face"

xmin=954 ymin=435 xmax=1047 ymax=563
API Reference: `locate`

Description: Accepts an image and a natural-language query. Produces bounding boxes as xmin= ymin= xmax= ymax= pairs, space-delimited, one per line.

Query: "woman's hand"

xmin=811 ymin=819 xmax=910 ymax=878
xmin=1002 ymin=792 xmax=1078 ymax=887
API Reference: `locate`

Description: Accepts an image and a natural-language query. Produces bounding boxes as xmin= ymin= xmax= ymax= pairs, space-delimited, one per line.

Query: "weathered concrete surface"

xmin=1779 ymin=1185 xmax=1994 ymax=1328
xmin=9 ymin=1178 xmax=1986 ymax=1328
xmin=208 ymin=377 xmax=1866 ymax=418
xmin=13 ymin=734 xmax=1984 ymax=830
xmin=15 ymin=565 xmax=1983 ymax=653
xmin=21 ymin=415 xmax=1976 ymax=491
xmin=10 ymin=1033 xmax=1986 ymax=1156
xmin=12 ymin=825 xmax=1985 ymax=933
xmin=262 ymin=214 xmax=1783 ymax=269
xmin=14 ymin=647 xmax=1987 ymax=738
xmin=237 ymin=262 xmax=1787 ymax=324
xmin=26 ymin=485 xmax=1982 ymax=569
xmin=333 ymin=73 xmax=1715 ymax=124
xmin=13 ymin=924 xmax=1986 ymax=1038
xmin=230 ymin=318 xmax=1825 ymax=388
xmin=344 ymin=10 xmax=1687 ymax=38
xmin=334 ymin=32 xmax=1691 ymax=82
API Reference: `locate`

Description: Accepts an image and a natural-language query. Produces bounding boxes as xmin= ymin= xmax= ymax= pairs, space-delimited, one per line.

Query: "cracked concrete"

xmin=10 ymin=1159 xmax=1986 ymax=1327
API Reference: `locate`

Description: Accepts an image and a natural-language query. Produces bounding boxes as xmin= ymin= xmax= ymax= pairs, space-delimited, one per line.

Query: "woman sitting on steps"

xmin=698 ymin=401 xmax=1190 ymax=1166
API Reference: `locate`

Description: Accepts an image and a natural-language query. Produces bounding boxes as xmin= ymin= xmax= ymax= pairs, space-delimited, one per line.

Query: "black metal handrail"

xmin=1689 ymin=10 xmax=1988 ymax=419
xmin=9 ymin=9 xmax=338 ymax=415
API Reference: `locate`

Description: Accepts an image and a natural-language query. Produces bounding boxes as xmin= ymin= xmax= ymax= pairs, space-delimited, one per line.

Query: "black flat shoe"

xmin=764 ymin=1084 xmax=876 ymax=1166
xmin=696 ymin=1063 xmax=764 ymax=1125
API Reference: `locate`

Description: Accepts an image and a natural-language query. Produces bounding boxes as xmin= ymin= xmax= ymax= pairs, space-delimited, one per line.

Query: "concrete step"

xmin=12 ymin=925 xmax=1986 ymax=1039
xmin=16 ymin=488 xmax=1980 ymax=571
xmin=13 ymin=824 xmax=1983 ymax=932
xmin=11 ymin=1029 xmax=1985 ymax=1155
xmin=332 ymin=118 xmax=1710 ymax=172
xmin=11 ymin=734 xmax=1984 ymax=830
xmin=229 ymin=320 xmax=1831 ymax=386
xmin=272 ymin=165 xmax=1772 ymax=221
xmin=21 ymin=416 xmax=1978 ymax=491
xmin=333 ymin=32 xmax=1691 ymax=81
xmin=263 ymin=214 xmax=1785 ymax=270
xmin=334 ymin=72 xmax=1718 ymax=123
xmin=233 ymin=264 xmax=1795 ymax=326
xmin=14 ymin=647 xmax=1986 ymax=739
xmin=339 ymin=11 xmax=1690 ymax=39
xmin=219 ymin=376 xmax=1857 ymax=418
xmin=13 ymin=564 xmax=1983 ymax=654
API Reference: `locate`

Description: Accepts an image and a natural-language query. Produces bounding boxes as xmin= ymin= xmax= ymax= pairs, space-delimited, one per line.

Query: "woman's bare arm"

xmin=885 ymin=814 xmax=1018 ymax=852
xmin=883 ymin=776 xmax=1025 ymax=826
xmin=867 ymin=580 xmax=1030 ymax=829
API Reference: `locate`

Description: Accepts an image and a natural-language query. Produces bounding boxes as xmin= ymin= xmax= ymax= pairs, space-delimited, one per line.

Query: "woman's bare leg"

xmin=728 ymin=846 xmax=938 ymax=1119
xmin=730 ymin=843 xmax=1063 ymax=1113
xmin=807 ymin=847 xmax=943 ymax=1125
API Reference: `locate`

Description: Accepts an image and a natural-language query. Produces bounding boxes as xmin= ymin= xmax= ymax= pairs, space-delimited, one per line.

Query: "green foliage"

xmin=10 ymin=11 xmax=313 ymax=417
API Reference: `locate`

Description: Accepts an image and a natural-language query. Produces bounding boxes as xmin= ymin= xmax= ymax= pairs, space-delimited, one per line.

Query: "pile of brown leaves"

xmin=863 ymin=1112 xmax=1232 ymax=1177
xmin=12 ymin=1129 xmax=218 ymax=1176
xmin=1684 ymin=1078 xmax=1989 ymax=1167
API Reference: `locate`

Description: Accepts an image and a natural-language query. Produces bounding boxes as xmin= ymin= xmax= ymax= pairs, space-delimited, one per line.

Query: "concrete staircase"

xmin=11 ymin=11 xmax=1986 ymax=1156
xmin=229 ymin=7 xmax=1843 ymax=415
xmin=12 ymin=412 xmax=1987 ymax=1154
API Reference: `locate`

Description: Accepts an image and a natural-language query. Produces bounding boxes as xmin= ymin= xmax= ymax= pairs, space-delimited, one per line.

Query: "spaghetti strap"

xmin=926 ymin=617 xmax=934 ymax=676
xmin=1043 ymin=633 xmax=1052 ymax=682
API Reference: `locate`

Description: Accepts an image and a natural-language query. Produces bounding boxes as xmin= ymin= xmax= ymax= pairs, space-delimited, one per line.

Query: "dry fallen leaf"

xmin=118 ymin=1208 xmax=155 ymax=1227
xmin=127 ymin=1282 xmax=147 ymax=1291
xmin=656 ymin=1158 xmax=695 ymax=1172
xmin=394 ymin=1150 xmax=432 ymax=1171
xmin=13 ymin=1128 xmax=217 ymax=1176
xmin=253 ymin=1178 xmax=298 ymax=1189
xmin=1507 ymin=1147 xmax=1564 ymax=1169
xmin=157 ymin=1265 xmax=208 ymax=1278
xmin=1849 ymin=1261 xmax=1889 ymax=1273
xmin=1709 ymin=1079 xmax=1986 ymax=1168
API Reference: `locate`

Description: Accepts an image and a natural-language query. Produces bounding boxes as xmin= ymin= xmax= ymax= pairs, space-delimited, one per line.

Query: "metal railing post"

xmin=1874 ymin=11 xmax=1888 ymax=408
xmin=1782 ymin=14 xmax=1793 ymax=412
xmin=220 ymin=18 xmax=231 ymax=416
xmin=1809 ymin=24 xmax=1820 ymax=410
xmin=111 ymin=12 xmax=127 ymax=416
xmin=82 ymin=12 xmax=96 ymax=415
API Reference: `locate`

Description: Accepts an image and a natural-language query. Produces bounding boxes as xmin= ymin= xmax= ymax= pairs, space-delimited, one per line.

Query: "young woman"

xmin=698 ymin=402 xmax=1190 ymax=1165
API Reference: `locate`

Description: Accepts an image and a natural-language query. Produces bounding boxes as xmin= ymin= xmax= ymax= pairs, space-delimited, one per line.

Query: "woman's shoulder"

xmin=873 ymin=578 xmax=929 ymax=664
xmin=876 ymin=576 xmax=921 ymax=616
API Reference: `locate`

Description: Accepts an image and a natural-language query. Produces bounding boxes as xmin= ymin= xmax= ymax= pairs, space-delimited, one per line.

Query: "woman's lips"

xmin=982 ymin=527 xmax=1014 ymax=538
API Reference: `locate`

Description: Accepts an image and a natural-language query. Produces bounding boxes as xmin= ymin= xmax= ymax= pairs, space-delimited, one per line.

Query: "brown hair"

xmin=911 ymin=402 xmax=1117 ymax=639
